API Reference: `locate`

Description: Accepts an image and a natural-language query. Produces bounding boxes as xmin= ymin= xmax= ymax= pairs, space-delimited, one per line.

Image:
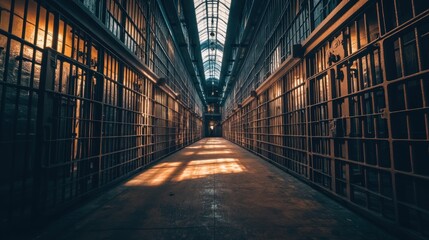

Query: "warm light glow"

xmin=210 ymin=125 xmax=214 ymax=130
xmin=182 ymin=151 xmax=196 ymax=156
xmin=187 ymin=146 xmax=202 ymax=149
xmin=174 ymin=158 xmax=246 ymax=182
xmin=202 ymin=144 xmax=228 ymax=149
xmin=124 ymin=139 xmax=246 ymax=187
xmin=156 ymin=162 xmax=182 ymax=167
xmin=188 ymin=159 xmax=218 ymax=165
xmin=196 ymin=150 xmax=232 ymax=155
xmin=124 ymin=162 xmax=181 ymax=186
xmin=124 ymin=157 xmax=246 ymax=187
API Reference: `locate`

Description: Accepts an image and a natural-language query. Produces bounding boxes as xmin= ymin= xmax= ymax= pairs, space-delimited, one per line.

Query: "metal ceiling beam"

xmin=181 ymin=0 xmax=208 ymax=102
xmin=159 ymin=0 xmax=206 ymax=103
xmin=220 ymin=0 xmax=266 ymax=104
xmin=217 ymin=0 xmax=245 ymax=93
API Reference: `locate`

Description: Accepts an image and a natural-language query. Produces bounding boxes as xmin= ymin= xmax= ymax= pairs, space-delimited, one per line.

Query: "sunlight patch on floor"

xmin=124 ymin=140 xmax=245 ymax=187
xmin=182 ymin=151 xmax=196 ymax=156
xmin=173 ymin=158 xmax=246 ymax=182
xmin=125 ymin=162 xmax=182 ymax=186
xmin=196 ymin=150 xmax=232 ymax=155
xmin=186 ymin=146 xmax=202 ymax=149
xmin=202 ymin=145 xmax=228 ymax=149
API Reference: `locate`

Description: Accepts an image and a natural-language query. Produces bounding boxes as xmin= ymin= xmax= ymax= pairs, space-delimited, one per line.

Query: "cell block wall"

xmin=223 ymin=0 xmax=429 ymax=238
xmin=0 ymin=0 xmax=203 ymax=226
xmin=223 ymin=0 xmax=341 ymax=116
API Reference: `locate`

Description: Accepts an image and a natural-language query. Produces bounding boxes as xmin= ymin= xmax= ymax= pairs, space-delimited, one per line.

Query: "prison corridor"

xmin=31 ymin=138 xmax=396 ymax=240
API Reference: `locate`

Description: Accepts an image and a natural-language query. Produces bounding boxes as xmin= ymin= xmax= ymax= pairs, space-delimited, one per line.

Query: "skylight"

xmin=194 ymin=0 xmax=231 ymax=83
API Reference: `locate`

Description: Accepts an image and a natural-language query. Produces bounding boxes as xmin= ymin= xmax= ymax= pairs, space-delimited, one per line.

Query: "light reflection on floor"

xmin=125 ymin=162 xmax=182 ymax=186
xmin=174 ymin=158 xmax=245 ymax=182
xmin=125 ymin=140 xmax=246 ymax=187
xmin=182 ymin=151 xmax=195 ymax=156
xmin=186 ymin=146 xmax=202 ymax=149
xmin=202 ymin=145 xmax=228 ymax=149
xmin=196 ymin=150 xmax=232 ymax=155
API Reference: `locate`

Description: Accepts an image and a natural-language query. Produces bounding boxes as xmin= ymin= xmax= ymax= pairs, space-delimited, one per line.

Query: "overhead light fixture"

xmin=210 ymin=32 xmax=215 ymax=36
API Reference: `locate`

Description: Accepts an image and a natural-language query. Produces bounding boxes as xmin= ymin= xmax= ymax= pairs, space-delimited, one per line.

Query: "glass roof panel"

xmin=217 ymin=35 xmax=225 ymax=44
xmin=194 ymin=0 xmax=231 ymax=83
xmin=200 ymin=34 xmax=208 ymax=42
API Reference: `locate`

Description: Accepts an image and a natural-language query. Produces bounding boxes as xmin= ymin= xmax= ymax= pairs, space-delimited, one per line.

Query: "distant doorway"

xmin=205 ymin=117 xmax=222 ymax=137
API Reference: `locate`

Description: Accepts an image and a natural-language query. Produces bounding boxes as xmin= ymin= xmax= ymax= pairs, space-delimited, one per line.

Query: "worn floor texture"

xmin=35 ymin=138 xmax=397 ymax=240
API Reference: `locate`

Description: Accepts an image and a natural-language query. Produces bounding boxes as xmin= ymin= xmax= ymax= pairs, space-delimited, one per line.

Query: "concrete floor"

xmin=36 ymin=138 xmax=397 ymax=240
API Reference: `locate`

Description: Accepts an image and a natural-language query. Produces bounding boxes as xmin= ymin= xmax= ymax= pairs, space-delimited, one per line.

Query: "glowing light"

xmin=196 ymin=150 xmax=232 ymax=155
xmin=124 ymin=162 xmax=181 ymax=186
xmin=174 ymin=158 xmax=246 ymax=182
xmin=124 ymin=157 xmax=246 ymax=186
xmin=187 ymin=146 xmax=203 ymax=149
xmin=202 ymin=144 xmax=228 ymax=149
xmin=182 ymin=151 xmax=196 ymax=156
